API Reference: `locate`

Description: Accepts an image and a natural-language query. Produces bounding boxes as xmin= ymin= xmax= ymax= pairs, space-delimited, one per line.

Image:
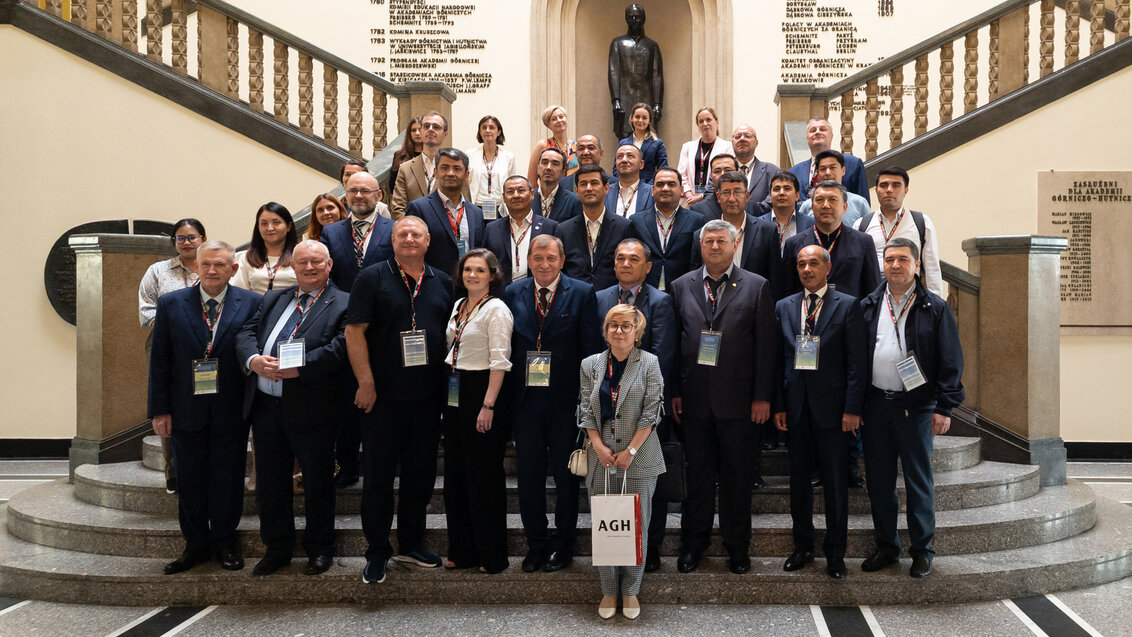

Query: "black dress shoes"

xmin=521 ymin=550 xmax=548 ymax=573
xmin=810 ymin=474 xmax=822 ymax=487
xmin=727 ymin=550 xmax=751 ymax=575
xmin=544 ymin=550 xmax=573 ymax=572
xmin=676 ymin=549 xmax=701 ymax=573
xmin=751 ymin=475 xmax=766 ymax=490
xmin=164 ymin=549 xmax=210 ymax=575
xmin=861 ymin=550 xmax=900 ymax=572
xmin=305 ymin=554 xmax=334 ymax=575
xmin=760 ymin=440 xmax=777 ymax=451
xmin=783 ymin=550 xmax=814 ymax=572
xmin=644 ymin=548 xmax=661 ymax=572
xmin=216 ymin=547 xmax=245 ymax=571
xmin=909 ymin=554 xmax=933 ymax=578
xmin=334 ymin=472 xmax=360 ymax=489
xmin=252 ymin=554 xmax=290 ymax=577
xmin=826 ymin=557 xmax=847 ymax=579
xmin=847 ymin=466 xmax=865 ymax=488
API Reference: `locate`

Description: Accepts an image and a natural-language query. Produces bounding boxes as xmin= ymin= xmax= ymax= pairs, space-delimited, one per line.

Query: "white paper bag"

xmin=590 ymin=471 xmax=642 ymax=566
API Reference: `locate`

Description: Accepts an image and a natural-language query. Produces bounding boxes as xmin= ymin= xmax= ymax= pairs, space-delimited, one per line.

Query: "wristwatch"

xmin=628 ymin=446 xmax=638 ymax=456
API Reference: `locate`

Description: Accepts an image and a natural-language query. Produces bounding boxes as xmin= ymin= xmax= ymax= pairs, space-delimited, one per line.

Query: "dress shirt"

xmin=722 ymin=215 xmax=747 ymax=267
xmin=700 ymin=263 xmax=736 ymax=305
xmin=467 ymin=144 xmax=515 ymax=218
xmin=439 ymin=190 xmax=471 ymax=242
xmin=508 ymin=212 xmax=534 ymax=280
xmin=799 ymin=283 xmax=829 ymax=334
xmin=230 ymin=251 xmax=297 ymax=294
xmin=857 ymin=208 xmax=944 ymax=297
xmin=247 ymin=287 xmax=322 ymax=396
xmin=537 ymin=275 xmax=561 ymax=297
xmin=872 ymin=284 xmax=916 ymax=391
xmin=770 ymin=212 xmax=799 ymax=256
xmin=139 ymin=256 xmax=199 ymax=327
xmin=616 ymin=283 xmax=643 ymax=306
xmin=584 ymin=211 xmax=605 ymax=259
xmin=655 ymin=206 xmax=678 ymax=251
xmin=351 ymin=211 xmax=380 ymax=257
xmin=445 ymin=297 xmax=514 ymax=371
xmin=422 ymin=152 xmax=437 ymax=190
xmin=615 ymin=178 xmax=641 ymax=218
xmin=538 ymin=185 xmax=559 ymax=217
xmin=739 ymin=157 xmax=756 ymax=178
xmin=799 ymin=191 xmax=870 ymax=228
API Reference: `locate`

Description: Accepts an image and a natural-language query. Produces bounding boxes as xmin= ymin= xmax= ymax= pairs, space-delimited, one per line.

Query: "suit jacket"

xmin=533 ymin=185 xmax=583 ymax=223
xmin=235 ymin=284 xmax=350 ymax=422
xmin=613 ymin=136 xmax=669 ymax=184
xmin=502 ymin=274 xmax=602 ymax=412
xmin=781 ymin=226 xmax=880 ymax=300
xmin=690 ymin=214 xmax=780 ymax=288
xmin=670 ymin=266 xmax=776 ymax=420
xmin=690 ymin=193 xmax=767 ymax=221
xmin=789 ymin=153 xmax=870 ymax=205
xmin=483 ymin=213 xmax=558 ymax=284
xmin=554 ymin=211 xmax=632 ymax=291
xmin=596 ymin=283 xmax=677 ymax=388
xmin=147 ymin=285 xmax=262 ymax=431
xmin=626 ymin=207 xmax=705 ymax=289
xmin=405 ymin=191 xmax=485 ymax=276
xmin=744 ymin=157 xmax=780 ymax=203
xmin=773 ymin=289 xmax=867 ymax=427
xmin=320 ymin=216 xmax=394 ymax=292
xmin=390 ymin=154 xmax=472 ymax=218
xmin=604 ymin=179 xmax=655 ymax=218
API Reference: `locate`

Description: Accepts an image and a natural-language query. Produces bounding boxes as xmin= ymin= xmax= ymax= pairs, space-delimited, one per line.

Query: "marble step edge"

xmin=1 ymin=497 xmax=1128 ymax=606
xmin=7 ymin=479 xmax=1096 ymax=558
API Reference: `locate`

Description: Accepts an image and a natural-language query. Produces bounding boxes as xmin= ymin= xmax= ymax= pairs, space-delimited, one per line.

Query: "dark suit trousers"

xmin=335 ymin=377 xmax=363 ymax=478
xmin=787 ymin=404 xmax=848 ymax=558
xmin=646 ymin=414 xmax=674 ymax=550
xmin=443 ymin=370 xmax=509 ymax=572
xmin=680 ymin=412 xmax=752 ymax=554
xmin=862 ymin=388 xmax=936 ymax=558
xmin=170 ymin=408 xmax=250 ymax=553
xmin=361 ymin=397 xmax=442 ymax=562
xmin=513 ymin=391 xmax=580 ymax=554
xmin=250 ymin=391 xmax=337 ymax=559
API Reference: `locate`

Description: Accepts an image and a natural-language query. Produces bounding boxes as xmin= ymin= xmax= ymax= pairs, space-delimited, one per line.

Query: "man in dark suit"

xmin=788 ymin=117 xmax=870 ymax=204
xmin=782 ymin=181 xmax=880 ymax=301
xmin=484 ymin=175 xmax=558 ymax=284
xmin=670 ymin=219 xmax=776 ymax=575
xmin=557 ymin=134 xmax=607 ymax=193
xmin=757 ymin=171 xmax=813 ymax=258
xmin=405 ymin=147 xmax=485 ymax=276
xmin=532 ymin=147 xmax=582 ymax=222
xmin=554 ymin=165 xmax=631 ymax=290
xmin=604 ymin=144 xmax=655 ymax=218
xmin=731 ymin=123 xmax=779 ymax=213
xmin=235 ymin=240 xmax=350 ymax=577
xmin=690 ymin=171 xmax=779 ymax=294
xmin=773 ymin=244 xmax=867 ymax=580
xmin=691 ymin=153 xmax=767 ymax=220
xmin=503 ymin=234 xmax=602 ymax=573
xmin=321 ymin=170 xmax=395 ymax=293
xmin=627 ymin=167 xmax=705 ymax=291
xmin=148 ymin=240 xmax=261 ymax=574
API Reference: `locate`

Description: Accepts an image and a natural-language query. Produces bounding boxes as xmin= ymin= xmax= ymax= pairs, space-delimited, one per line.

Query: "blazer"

xmin=595 ymin=283 xmax=678 ymax=388
xmin=789 ymin=153 xmax=871 ymax=205
xmin=745 ymin=157 xmax=781 ymax=203
xmin=235 ymin=284 xmax=350 ymax=422
xmin=482 ymin=213 xmax=559 ymax=284
xmin=690 ymin=214 xmax=780 ymax=287
xmin=669 ymin=266 xmax=776 ymax=420
xmin=781 ymin=226 xmax=880 ymax=300
xmin=147 ymin=285 xmax=262 ymax=432
xmin=676 ymin=137 xmax=733 ymax=195
xmin=405 ymin=191 xmax=485 ymax=276
xmin=773 ymin=289 xmax=867 ymax=427
xmin=578 ymin=348 xmax=666 ymax=489
xmin=626 ymin=206 xmax=706 ymax=289
xmin=503 ymin=274 xmax=603 ymax=411
xmin=613 ymin=135 xmax=669 ymax=184
xmin=554 ymin=211 xmax=632 ymax=291
xmin=390 ymin=153 xmax=472 ymax=218
xmin=533 ymin=185 xmax=583 ymax=223
xmin=603 ymin=179 xmax=655 ymax=218
xmin=320 ymin=216 xmax=394 ymax=292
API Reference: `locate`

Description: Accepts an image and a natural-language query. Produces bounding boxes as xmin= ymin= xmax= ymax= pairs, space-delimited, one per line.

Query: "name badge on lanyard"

xmin=447 ymin=372 xmax=460 ymax=407
xmin=479 ymin=199 xmax=497 ymax=220
xmin=697 ymin=331 xmax=721 ymax=366
xmin=277 ymin=339 xmax=306 ymax=369
xmin=896 ymin=351 xmax=927 ymax=390
xmin=401 ymin=330 xmax=429 ymax=367
xmin=794 ymin=335 xmax=820 ymax=370
xmin=526 ymin=350 xmax=551 ymax=387
xmin=192 ymin=358 xmax=219 ymax=395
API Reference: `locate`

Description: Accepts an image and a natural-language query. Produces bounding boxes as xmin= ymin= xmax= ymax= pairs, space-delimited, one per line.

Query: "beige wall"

xmin=0 ymin=27 xmax=335 ymax=439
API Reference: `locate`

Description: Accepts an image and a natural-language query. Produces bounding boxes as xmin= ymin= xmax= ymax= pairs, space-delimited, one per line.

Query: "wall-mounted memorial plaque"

xmin=1037 ymin=171 xmax=1132 ymax=327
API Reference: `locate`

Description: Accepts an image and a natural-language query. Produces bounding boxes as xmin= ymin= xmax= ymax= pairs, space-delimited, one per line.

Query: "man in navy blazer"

xmin=757 ymin=170 xmax=814 ymax=258
xmin=604 ymin=143 xmax=655 ymax=218
xmin=772 ymin=244 xmax=867 ymax=580
xmin=503 ymin=234 xmax=602 ymax=573
xmin=627 ymin=167 xmax=705 ymax=291
xmin=484 ymin=175 xmax=558 ymax=284
xmin=782 ymin=181 xmax=880 ymax=301
xmin=690 ymin=172 xmax=780 ymax=291
xmin=692 ymin=153 xmax=770 ymax=220
xmin=531 ymin=147 xmax=583 ymax=223
xmin=554 ymin=165 xmax=631 ymax=290
xmin=788 ymin=117 xmax=870 ymax=204
xmin=405 ymin=147 xmax=484 ymax=276
xmin=235 ymin=241 xmax=350 ymax=577
xmin=148 ymin=241 xmax=261 ymax=574
xmin=321 ymin=170 xmax=395 ymax=293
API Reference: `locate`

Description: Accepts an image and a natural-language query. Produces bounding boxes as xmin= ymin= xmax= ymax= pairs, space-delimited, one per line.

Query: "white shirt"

xmin=584 ymin=211 xmax=605 ymax=258
xmin=872 ymin=284 xmax=916 ymax=391
xmin=799 ymin=284 xmax=829 ymax=334
xmin=139 ymin=256 xmax=199 ymax=327
xmin=655 ymin=206 xmax=679 ymax=252
xmin=770 ymin=211 xmax=799 ymax=256
xmin=351 ymin=211 xmax=379 ymax=258
xmin=422 ymin=152 xmax=437 ymax=189
xmin=538 ymin=185 xmax=559 ymax=216
xmin=445 ymin=297 xmax=514 ymax=371
xmin=856 ymin=207 xmax=944 ymax=297
xmin=616 ymin=178 xmax=641 ymax=218
xmin=722 ymin=215 xmax=747 ymax=267
xmin=508 ymin=212 xmax=535 ymax=280
xmin=439 ymin=191 xmax=471 ymax=242
xmin=230 ymin=251 xmax=297 ymax=294
xmin=466 ymin=144 xmax=516 ymax=217
xmin=247 ymin=288 xmax=321 ymax=396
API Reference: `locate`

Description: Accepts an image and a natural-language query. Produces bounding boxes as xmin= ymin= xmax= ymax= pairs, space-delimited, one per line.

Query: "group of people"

xmin=142 ymin=107 xmax=963 ymax=621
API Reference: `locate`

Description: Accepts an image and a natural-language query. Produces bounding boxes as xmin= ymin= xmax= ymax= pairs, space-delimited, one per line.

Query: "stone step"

xmin=1 ymin=496 xmax=1128 ymax=606
xmin=75 ymin=454 xmax=1036 ymax=518
xmin=140 ymin=434 xmax=983 ymax=477
xmin=9 ymin=478 xmax=1095 ymax=559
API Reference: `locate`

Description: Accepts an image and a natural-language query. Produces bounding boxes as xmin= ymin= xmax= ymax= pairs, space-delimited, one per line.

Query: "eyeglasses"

xmin=174 ymin=235 xmax=201 ymax=243
xmin=421 ymin=122 xmax=445 ymax=131
xmin=607 ymin=322 xmax=636 ymax=333
xmin=346 ymin=188 xmax=379 ymax=196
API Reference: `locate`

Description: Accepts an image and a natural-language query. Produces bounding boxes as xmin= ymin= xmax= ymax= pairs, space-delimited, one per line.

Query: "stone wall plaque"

xmin=1037 ymin=171 xmax=1132 ymax=327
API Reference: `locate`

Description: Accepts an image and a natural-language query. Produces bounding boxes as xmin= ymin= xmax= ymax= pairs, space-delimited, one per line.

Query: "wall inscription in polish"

xmin=369 ymin=0 xmax=492 ymax=94
xmin=780 ymin=0 xmax=875 ymax=85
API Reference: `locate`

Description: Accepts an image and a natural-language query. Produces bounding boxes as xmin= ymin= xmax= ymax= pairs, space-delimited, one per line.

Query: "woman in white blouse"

xmin=231 ymin=202 xmax=299 ymax=294
xmin=676 ymin=106 xmax=733 ymax=205
xmin=466 ymin=115 xmax=515 ymax=220
xmin=443 ymin=248 xmax=514 ymax=574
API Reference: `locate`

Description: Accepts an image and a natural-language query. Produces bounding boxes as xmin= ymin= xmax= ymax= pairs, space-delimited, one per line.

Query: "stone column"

xmin=69 ymin=234 xmax=174 ymax=478
xmin=961 ymin=235 xmax=1068 ymax=486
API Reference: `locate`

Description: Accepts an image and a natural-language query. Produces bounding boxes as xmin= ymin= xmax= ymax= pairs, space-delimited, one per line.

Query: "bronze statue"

xmin=608 ymin=4 xmax=664 ymax=140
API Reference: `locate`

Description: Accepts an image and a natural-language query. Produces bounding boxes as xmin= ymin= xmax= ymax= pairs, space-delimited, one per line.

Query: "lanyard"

xmin=511 ymin=218 xmax=532 ymax=268
xmin=815 ymin=225 xmax=842 ymax=254
xmin=606 ymin=353 xmax=623 ymax=434
xmin=656 ymin=210 xmax=676 ymax=250
xmin=540 ymin=191 xmax=555 ymax=217
xmin=353 ymin=218 xmax=376 ymax=266
xmin=534 ymin=283 xmax=557 ymax=350
xmin=775 ymin=216 xmax=791 ymax=249
xmin=450 ymin=294 xmax=490 ymax=366
xmin=423 ymin=157 xmax=435 ymax=190
xmin=394 ymin=260 xmax=425 ymax=330
xmin=264 ymin=261 xmax=279 ymax=291
xmin=880 ymin=208 xmax=907 ymax=243
xmin=199 ymin=295 xmax=225 ymax=358
xmin=585 ymin=220 xmax=599 ymax=258
xmin=445 ymin=202 xmax=466 ymax=240
xmin=695 ymin=140 xmax=712 ymax=187
xmin=288 ymin=286 xmax=326 ymax=338
xmin=483 ymin=151 xmax=497 ymax=195
xmin=885 ymin=289 xmax=917 ymax=356
xmin=619 ymin=182 xmax=639 ymax=217
xmin=802 ymin=295 xmax=824 ymax=335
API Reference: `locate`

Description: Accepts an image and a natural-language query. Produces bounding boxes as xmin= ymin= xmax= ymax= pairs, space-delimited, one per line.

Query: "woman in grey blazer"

xmin=579 ymin=304 xmax=665 ymax=620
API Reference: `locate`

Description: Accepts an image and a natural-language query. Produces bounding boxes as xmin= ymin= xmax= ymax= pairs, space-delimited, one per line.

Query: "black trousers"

xmin=680 ymin=412 xmax=752 ymax=554
xmin=646 ymin=414 xmax=674 ymax=550
xmin=334 ymin=377 xmax=362 ymax=478
xmin=513 ymin=392 xmax=580 ymax=554
xmin=170 ymin=410 xmax=249 ymax=554
xmin=443 ymin=370 xmax=509 ymax=572
xmin=250 ymin=391 xmax=337 ymax=559
xmin=787 ymin=404 xmax=848 ymax=558
xmin=360 ymin=397 xmax=442 ymax=562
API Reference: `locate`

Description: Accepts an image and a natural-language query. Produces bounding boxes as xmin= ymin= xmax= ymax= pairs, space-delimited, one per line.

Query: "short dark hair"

xmin=716 ymin=171 xmax=747 ymax=189
xmin=453 ymin=248 xmax=505 ymax=298
xmin=770 ymin=171 xmax=800 ymax=191
xmin=814 ymin=149 xmax=845 ymax=169
xmin=475 ymin=115 xmax=506 ymax=145
xmin=812 ymin=180 xmax=848 ymax=202
xmin=709 ymin=153 xmax=739 ymax=170
xmin=339 ymin=159 xmax=368 ymax=182
xmin=422 ymin=110 xmax=448 ymax=131
xmin=437 ymin=147 xmax=469 ymax=170
xmin=504 ymin=175 xmax=532 ymax=190
xmin=539 ymin=146 xmax=568 ymax=166
xmin=876 ymin=166 xmax=910 ymax=187
xmin=574 ymin=163 xmax=609 ymax=187
xmin=616 ymin=143 xmax=642 ymax=159
xmin=884 ymin=237 xmax=920 ymax=262
xmin=653 ymin=167 xmax=680 ymax=183
xmin=617 ymin=237 xmax=652 ymax=260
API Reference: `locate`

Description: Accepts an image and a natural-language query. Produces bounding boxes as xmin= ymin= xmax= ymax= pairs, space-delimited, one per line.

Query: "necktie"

xmin=353 ymin=219 xmax=369 ymax=262
xmin=271 ymin=293 xmax=310 ymax=356
xmin=805 ymin=293 xmax=819 ymax=335
xmin=619 ymin=288 xmax=632 ymax=306
xmin=537 ymin=287 xmax=550 ymax=328
xmin=707 ymin=273 xmax=728 ymax=310
xmin=205 ymin=299 xmax=219 ymax=325
xmin=741 ymin=164 xmax=750 ymax=177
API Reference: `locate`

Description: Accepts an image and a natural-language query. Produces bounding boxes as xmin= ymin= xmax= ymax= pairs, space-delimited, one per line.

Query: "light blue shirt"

xmin=799 ymin=191 xmax=870 ymax=229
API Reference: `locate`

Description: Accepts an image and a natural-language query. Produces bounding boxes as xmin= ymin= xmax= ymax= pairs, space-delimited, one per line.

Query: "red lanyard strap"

xmin=885 ymin=289 xmax=917 ymax=354
xmin=880 ymin=208 xmax=906 ymax=242
xmin=200 ymin=297 xmax=225 ymax=357
xmin=353 ymin=219 xmax=376 ymax=265
xmin=288 ymin=286 xmax=326 ymax=338
xmin=446 ymin=202 xmax=466 ymax=240
xmin=395 ymin=260 xmax=425 ymax=330
xmin=533 ymin=284 xmax=557 ymax=350
xmin=450 ymin=294 xmax=490 ymax=366
xmin=815 ymin=225 xmax=842 ymax=254
xmin=511 ymin=220 xmax=532 ymax=267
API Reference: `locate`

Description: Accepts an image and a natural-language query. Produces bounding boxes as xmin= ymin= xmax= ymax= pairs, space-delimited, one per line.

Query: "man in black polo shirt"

xmin=346 ymin=215 xmax=454 ymax=584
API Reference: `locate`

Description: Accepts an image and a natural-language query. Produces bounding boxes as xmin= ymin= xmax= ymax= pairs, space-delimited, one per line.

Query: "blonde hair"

xmin=602 ymin=303 xmax=647 ymax=347
xmin=541 ymin=105 xmax=567 ymax=128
